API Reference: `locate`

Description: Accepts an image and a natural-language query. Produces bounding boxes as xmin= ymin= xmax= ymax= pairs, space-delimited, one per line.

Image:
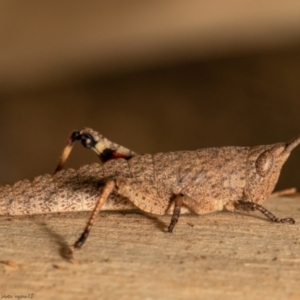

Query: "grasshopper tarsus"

xmin=235 ymin=200 xmax=296 ymax=224
xmin=277 ymin=217 xmax=295 ymax=224
xmin=74 ymin=232 xmax=89 ymax=249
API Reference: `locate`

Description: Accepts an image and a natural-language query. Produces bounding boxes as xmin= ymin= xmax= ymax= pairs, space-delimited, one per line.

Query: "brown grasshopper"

xmin=0 ymin=128 xmax=299 ymax=250
xmin=55 ymin=128 xmax=299 ymax=249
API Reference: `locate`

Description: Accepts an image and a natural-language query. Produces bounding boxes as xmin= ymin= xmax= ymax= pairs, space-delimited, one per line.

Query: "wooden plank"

xmin=0 ymin=197 xmax=300 ymax=300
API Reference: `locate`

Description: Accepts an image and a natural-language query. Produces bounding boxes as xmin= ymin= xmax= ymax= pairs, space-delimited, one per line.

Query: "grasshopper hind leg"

xmin=74 ymin=180 xmax=116 ymax=249
xmin=54 ymin=128 xmax=136 ymax=173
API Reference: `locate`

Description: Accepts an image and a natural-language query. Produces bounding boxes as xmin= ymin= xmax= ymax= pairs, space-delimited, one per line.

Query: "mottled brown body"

xmin=117 ymin=147 xmax=249 ymax=215
xmin=0 ymin=147 xmax=248 ymax=216
xmin=0 ymin=163 xmax=135 ymax=216
xmin=1 ymin=127 xmax=299 ymax=249
xmin=0 ymin=144 xmax=292 ymax=217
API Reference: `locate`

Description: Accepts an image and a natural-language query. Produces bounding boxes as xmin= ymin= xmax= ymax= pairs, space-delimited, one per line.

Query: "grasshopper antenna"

xmin=285 ymin=135 xmax=300 ymax=153
xmin=54 ymin=128 xmax=136 ymax=173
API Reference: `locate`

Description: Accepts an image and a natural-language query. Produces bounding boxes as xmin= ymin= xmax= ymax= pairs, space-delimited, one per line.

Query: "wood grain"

xmin=0 ymin=196 xmax=300 ymax=300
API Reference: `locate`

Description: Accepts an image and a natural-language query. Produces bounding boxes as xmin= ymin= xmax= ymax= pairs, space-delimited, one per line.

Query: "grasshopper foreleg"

xmin=234 ymin=201 xmax=295 ymax=224
xmin=167 ymin=195 xmax=184 ymax=233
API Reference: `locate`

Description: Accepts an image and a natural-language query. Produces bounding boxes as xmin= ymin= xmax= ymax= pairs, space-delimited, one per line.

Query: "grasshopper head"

xmin=244 ymin=135 xmax=300 ymax=203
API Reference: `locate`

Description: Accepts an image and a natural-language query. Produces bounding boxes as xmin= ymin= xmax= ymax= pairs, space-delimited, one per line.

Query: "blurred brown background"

xmin=1 ymin=1 xmax=300 ymax=191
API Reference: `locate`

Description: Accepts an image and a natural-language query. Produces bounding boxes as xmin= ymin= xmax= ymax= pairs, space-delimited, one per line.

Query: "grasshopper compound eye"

xmin=255 ymin=150 xmax=273 ymax=177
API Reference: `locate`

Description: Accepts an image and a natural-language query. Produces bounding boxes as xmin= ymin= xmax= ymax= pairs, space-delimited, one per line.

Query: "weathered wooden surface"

xmin=0 ymin=196 xmax=300 ymax=300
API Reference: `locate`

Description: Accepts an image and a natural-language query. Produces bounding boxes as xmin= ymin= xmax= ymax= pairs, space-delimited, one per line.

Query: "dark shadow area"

xmin=35 ymin=220 xmax=74 ymax=262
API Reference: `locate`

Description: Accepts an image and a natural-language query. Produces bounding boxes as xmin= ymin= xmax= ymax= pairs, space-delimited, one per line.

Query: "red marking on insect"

xmin=111 ymin=151 xmax=132 ymax=160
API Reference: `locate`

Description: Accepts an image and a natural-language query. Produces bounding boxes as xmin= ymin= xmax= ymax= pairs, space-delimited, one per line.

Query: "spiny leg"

xmin=74 ymin=180 xmax=115 ymax=249
xmin=167 ymin=195 xmax=184 ymax=233
xmin=269 ymin=187 xmax=296 ymax=198
xmin=234 ymin=200 xmax=295 ymax=224
xmin=54 ymin=128 xmax=136 ymax=173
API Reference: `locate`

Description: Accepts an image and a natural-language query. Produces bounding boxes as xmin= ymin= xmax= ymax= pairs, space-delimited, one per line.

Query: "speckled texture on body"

xmin=0 ymin=140 xmax=295 ymax=216
xmin=0 ymin=162 xmax=135 ymax=216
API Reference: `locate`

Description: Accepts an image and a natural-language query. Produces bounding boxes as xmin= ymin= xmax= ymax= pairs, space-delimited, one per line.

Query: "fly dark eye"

xmin=255 ymin=150 xmax=274 ymax=177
